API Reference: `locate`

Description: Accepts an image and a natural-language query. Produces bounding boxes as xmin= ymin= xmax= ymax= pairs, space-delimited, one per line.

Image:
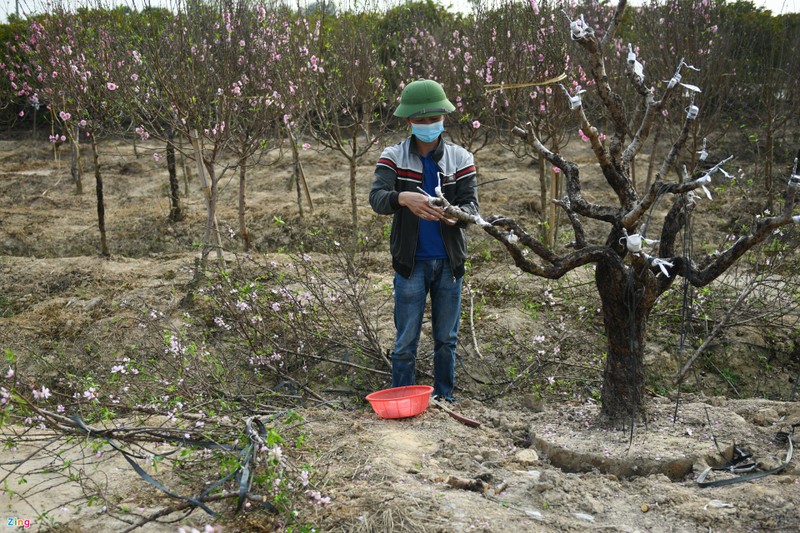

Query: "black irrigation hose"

xmin=697 ymin=423 xmax=798 ymax=488
xmin=70 ymin=415 xmax=272 ymax=517
xmin=679 ymin=191 xmax=695 ymax=351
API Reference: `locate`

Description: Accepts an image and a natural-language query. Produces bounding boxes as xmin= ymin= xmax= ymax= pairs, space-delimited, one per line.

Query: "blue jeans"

xmin=392 ymin=259 xmax=462 ymax=400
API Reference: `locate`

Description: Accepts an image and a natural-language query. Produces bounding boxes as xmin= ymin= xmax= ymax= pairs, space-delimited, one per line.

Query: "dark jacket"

xmin=369 ymin=136 xmax=479 ymax=279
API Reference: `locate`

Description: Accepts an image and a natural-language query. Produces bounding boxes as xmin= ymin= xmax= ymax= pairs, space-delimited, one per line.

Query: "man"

xmin=369 ymin=79 xmax=479 ymax=402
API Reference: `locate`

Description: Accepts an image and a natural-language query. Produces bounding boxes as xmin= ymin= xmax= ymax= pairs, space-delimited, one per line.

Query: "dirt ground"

xmin=1 ymin=134 xmax=799 ymax=532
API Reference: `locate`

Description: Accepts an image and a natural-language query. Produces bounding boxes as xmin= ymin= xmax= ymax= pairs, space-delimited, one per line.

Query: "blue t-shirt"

xmin=415 ymin=154 xmax=448 ymax=260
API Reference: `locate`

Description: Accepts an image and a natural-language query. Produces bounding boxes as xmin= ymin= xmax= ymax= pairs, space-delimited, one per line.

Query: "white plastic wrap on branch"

xmin=665 ymin=58 xmax=699 ymax=90
xmin=696 ymin=174 xmax=713 ymax=200
xmin=627 ymin=43 xmax=644 ymax=82
xmin=560 ymin=84 xmax=586 ymax=110
xmin=693 ymin=155 xmax=734 ymax=200
xmin=789 ymin=158 xmax=800 ymax=189
xmin=619 ymin=232 xmax=659 ymax=254
xmin=425 ymin=191 xmax=491 ymax=228
xmin=563 ymin=10 xmax=594 ymax=40
xmin=645 ymin=254 xmax=674 ymax=277
xmin=697 ymin=138 xmax=709 ymax=161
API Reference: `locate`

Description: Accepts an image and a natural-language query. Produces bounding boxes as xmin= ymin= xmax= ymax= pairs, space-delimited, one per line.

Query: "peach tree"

xmin=442 ymin=0 xmax=800 ymax=422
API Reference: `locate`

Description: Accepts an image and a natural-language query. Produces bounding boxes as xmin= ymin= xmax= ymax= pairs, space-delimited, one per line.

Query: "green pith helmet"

xmin=394 ymin=79 xmax=456 ymax=119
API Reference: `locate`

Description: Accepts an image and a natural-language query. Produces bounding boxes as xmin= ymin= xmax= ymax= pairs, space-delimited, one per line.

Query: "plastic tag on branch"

xmin=563 ymin=10 xmax=593 ymax=40
xmin=667 ymin=58 xmax=701 ymax=90
xmin=627 ymin=44 xmax=645 ymax=82
xmin=789 ymin=158 xmax=800 ymax=189
xmin=686 ymin=104 xmax=699 ymax=120
xmin=696 ymin=174 xmax=713 ymax=200
xmin=694 ymin=155 xmax=734 ymax=200
xmin=627 ymin=43 xmax=637 ymax=63
xmin=697 ymin=138 xmax=709 ymax=161
xmin=665 ymin=71 xmax=682 ymax=90
xmin=646 ymin=255 xmax=674 ymax=277
xmin=620 ymin=233 xmax=659 ymax=254
xmin=559 ymin=84 xmax=585 ymax=110
xmin=680 ymin=83 xmax=702 ymax=94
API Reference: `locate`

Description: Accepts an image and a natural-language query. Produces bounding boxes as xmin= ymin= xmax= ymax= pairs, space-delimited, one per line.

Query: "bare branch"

xmin=674 ymin=275 xmax=759 ymax=386
xmin=511 ymin=125 xmax=621 ymax=223
xmin=682 ymin=213 xmax=798 ymax=287
xmin=656 ymin=114 xmax=693 ymax=181
xmin=554 ymin=197 xmax=587 ymax=249
xmin=572 ymin=32 xmax=627 ymax=162
xmin=436 ymin=200 xmax=623 ymax=280
xmin=578 ymin=107 xmax=613 ymax=171
xmin=602 ymin=0 xmax=628 ymax=49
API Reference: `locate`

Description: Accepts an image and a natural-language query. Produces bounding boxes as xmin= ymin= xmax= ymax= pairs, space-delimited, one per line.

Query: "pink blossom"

xmin=578 ymin=129 xmax=589 ymax=142
xmin=106 ymin=82 xmax=117 ymax=90
xmin=153 ymin=153 xmax=161 ymax=162
xmin=79 ymin=119 xmax=87 ymax=127
xmin=59 ymin=111 xmax=71 ymax=121
xmin=18 ymin=111 xmax=24 ymax=117
xmin=472 ymin=120 xmax=480 ymax=129
xmin=32 ymin=386 xmax=51 ymax=400
xmin=307 ymin=490 xmax=331 ymax=505
xmin=529 ymin=0 xmax=540 ymax=15
xmin=553 ymin=166 xmax=561 ymax=174
xmin=4 ymin=368 xmax=13 ymax=379
xmin=302 ymin=143 xmax=311 ymax=150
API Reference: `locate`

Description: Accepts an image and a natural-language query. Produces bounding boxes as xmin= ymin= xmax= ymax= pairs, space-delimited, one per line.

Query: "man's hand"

xmin=399 ymin=192 xmax=457 ymax=224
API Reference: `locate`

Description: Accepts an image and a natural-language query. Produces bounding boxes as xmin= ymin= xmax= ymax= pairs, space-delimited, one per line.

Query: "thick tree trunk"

xmin=285 ymin=125 xmax=313 ymax=217
xmin=201 ymin=161 xmax=222 ymax=268
xmin=166 ymin=129 xmax=184 ymax=222
xmin=644 ymin=119 xmax=663 ymax=193
xmin=548 ymin=166 xmax=557 ymax=247
xmin=189 ymin=130 xmax=222 ymax=269
xmin=596 ymin=261 xmax=653 ymax=423
xmin=90 ymin=134 xmax=109 ymax=257
xmin=538 ymin=156 xmax=547 ymax=242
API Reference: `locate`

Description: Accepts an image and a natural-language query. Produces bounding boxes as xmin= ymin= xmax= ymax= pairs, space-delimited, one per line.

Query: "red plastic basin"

xmin=366 ymin=385 xmax=433 ymax=419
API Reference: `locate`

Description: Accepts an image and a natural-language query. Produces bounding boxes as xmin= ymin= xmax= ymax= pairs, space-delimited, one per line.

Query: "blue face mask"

xmin=411 ymin=120 xmax=444 ymax=143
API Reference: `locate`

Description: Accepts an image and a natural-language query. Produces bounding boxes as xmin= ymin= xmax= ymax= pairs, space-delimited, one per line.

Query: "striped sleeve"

xmin=455 ymin=164 xmax=477 ymax=181
xmin=376 ymin=157 xmax=397 ymax=172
